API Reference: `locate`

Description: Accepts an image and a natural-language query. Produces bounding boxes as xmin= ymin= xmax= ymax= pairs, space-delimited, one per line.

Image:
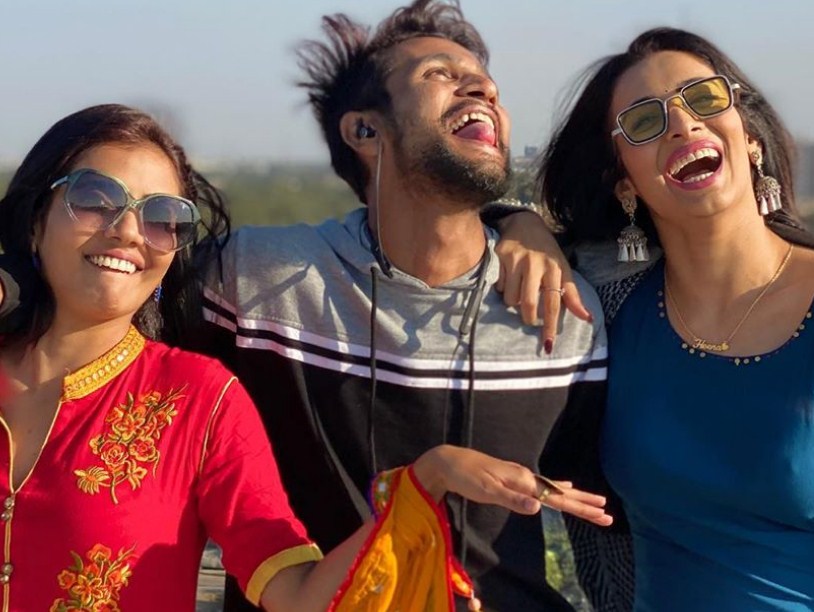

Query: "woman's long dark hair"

xmin=538 ymin=27 xmax=812 ymax=248
xmin=0 ymin=104 xmax=231 ymax=350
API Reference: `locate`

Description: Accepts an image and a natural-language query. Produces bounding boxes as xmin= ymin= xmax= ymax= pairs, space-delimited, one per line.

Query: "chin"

xmin=420 ymin=141 xmax=512 ymax=204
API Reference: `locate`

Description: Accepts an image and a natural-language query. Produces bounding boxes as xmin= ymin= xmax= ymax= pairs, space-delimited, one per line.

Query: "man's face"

xmin=381 ymin=36 xmax=512 ymax=205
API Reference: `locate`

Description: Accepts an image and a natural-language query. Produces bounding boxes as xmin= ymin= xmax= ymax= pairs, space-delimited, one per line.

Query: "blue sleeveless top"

xmin=603 ymin=261 xmax=814 ymax=611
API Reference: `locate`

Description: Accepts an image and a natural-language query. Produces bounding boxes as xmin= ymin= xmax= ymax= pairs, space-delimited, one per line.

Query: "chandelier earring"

xmin=617 ymin=195 xmax=649 ymax=263
xmin=751 ymin=149 xmax=782 ymax=216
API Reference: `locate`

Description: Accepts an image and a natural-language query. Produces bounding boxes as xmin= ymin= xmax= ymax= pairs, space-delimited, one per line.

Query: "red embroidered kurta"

xmin=0 ymin=327 xmax=321 ymax=611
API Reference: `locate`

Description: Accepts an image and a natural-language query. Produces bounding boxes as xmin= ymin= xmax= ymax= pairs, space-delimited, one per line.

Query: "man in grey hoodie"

xmin=201 ymin=1 xmax=611 ymax=610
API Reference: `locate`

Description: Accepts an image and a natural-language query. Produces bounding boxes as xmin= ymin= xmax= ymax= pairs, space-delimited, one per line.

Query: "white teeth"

xmin=683 ymin=171 xmax=714 ymax=184
xmin=450 ymin=111 xmax=495 ymax=132
xmin=668 ymin=148 xmax=721 ymax=178
xmin=87 ymin=255 xmax=137 ymax=274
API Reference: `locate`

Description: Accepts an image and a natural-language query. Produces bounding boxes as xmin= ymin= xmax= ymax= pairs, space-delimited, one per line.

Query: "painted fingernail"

xmin=544 ymin=339 xmax=553 ymax=355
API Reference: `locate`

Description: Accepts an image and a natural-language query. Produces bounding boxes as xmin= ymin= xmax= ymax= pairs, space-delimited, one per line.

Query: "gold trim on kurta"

xmin=198 ymin=377 xmax=237 ymax=476
xmin=245 ymin=543 xmax=323 ymax=605
xmin=62 ymin=326 xmax=145 ymax=401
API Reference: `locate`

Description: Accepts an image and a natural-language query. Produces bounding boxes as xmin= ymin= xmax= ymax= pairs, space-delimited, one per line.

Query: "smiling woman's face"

xmin=610 ymin=50 xmax=758 ymax=225
xmin=36 ymin=142 xmax=180 ymax=328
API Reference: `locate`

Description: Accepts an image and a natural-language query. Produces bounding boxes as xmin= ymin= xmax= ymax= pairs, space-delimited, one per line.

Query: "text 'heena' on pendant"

xmin=692 ymin=338 xmax=730 ymax=353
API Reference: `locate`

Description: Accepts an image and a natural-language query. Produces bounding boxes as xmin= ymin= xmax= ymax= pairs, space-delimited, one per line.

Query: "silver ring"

xmin=543 ymin=288 xmax=565 ymax=297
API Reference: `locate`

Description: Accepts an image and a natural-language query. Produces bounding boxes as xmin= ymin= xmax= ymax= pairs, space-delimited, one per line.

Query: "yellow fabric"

xmin=63 ymin=325 xmax=145 ymax=400
xmin=245 ymin=543 xmax=324 ymax=605
xmin=333 ymin=468 xmax=459 ymax=612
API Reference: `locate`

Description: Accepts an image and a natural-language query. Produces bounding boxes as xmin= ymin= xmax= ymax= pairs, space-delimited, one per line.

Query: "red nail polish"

xmin=544 ymin=339 xmax=553 ymax=354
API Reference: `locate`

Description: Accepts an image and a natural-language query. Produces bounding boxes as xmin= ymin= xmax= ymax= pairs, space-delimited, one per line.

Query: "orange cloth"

xmin=331 ymin=467 xmax=474 ymax=612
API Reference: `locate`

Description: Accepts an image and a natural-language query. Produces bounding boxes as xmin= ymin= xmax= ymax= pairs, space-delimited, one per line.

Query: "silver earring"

xmin=751 ymin=149 xmax=782 ymax=216
xmin=617 ymin=195 xmax=649 ymax=263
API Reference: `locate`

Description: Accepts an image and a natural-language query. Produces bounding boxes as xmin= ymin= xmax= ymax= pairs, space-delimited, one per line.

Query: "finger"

xmin=519 ymin=257 xmax=544 ymax=325
xmin=539 ymin=265 xmax=563 ymax=353
xmin=561 ymin=488 xmax=607 ymax=507
xmin=488 ymin=489 xmax=545 ymax=516
xmin=560 ymin=271 xmax=593 ymax=322
xmin=546 ymin=495 xmax=614 ymax=526
xmin=495 ymin=259 xmax=507 ymax=294
xmin=501 ymin=258 xmax=523 ymax=307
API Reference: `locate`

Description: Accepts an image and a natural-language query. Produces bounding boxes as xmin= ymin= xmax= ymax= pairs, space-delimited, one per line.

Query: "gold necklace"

xmin=664 ymin=243 xmax=794 ymax=353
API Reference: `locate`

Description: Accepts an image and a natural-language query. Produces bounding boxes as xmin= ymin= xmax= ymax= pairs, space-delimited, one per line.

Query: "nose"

xmin=459 ymin=72 xmax=499 ymax=106
xmin=666 ymin=96 xmax=703 ymax=140
xmin=104 ymin=209 xmax=144 ymax=246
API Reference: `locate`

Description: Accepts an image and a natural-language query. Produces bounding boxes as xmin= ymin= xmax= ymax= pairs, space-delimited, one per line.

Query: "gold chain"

xmin=665 ymin=243 xmax=794 ymax=353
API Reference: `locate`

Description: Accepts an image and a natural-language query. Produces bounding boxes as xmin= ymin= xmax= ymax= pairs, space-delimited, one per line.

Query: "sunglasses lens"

xmin=684 ymin=76 xmax=732 ymax=117
xmin=141 ymin=196 xmax=200 ymax=252
xmin=619 ymin=100 xmax=666 ymax=144
xmin=65 ymin=172 xmax=127 ymax=230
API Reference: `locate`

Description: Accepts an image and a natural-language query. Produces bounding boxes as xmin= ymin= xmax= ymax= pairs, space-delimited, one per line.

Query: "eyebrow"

xmin=416 ymin=52 xmax=490 ymax=76
xmin=418 ymin=52 xmax=458 ymax=65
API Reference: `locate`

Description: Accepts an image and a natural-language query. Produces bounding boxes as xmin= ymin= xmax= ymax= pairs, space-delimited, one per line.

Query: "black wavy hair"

xmin=0 ymin=103 xmax=231 ymax=350
xmin=538 ymin=27 xmax=811 ymax=247
xmin=296 ymin=0 xmax=489 ymax=204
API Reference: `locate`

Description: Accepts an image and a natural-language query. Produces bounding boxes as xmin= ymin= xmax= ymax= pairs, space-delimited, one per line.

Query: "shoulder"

xmin=610 ymin=262 xmax=663 ymax=337
xmin=213 ymin=209 xmax=367 ymax=282
xmin=572 ymin=240 xmax=662 ymax=288
xmin=222 ymin=208 xmax=367 ymax=258
xmin=143 ymin=340 xmax=237 ymax=388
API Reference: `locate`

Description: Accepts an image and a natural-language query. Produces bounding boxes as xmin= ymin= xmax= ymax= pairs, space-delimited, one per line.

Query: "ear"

xmin=614 ymin=177 xmax=638 ymax=203
xmin=339 ymin=112 xmax=380 ymax=158
xmin=745 ymin=134 xmax=762 ymax=165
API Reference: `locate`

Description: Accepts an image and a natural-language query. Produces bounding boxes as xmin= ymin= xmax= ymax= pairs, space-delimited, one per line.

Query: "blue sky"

xmin=2 ymin=0 xmax=812 ymax=164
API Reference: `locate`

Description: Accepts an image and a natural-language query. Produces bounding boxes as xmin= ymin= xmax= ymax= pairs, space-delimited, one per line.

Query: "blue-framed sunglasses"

xmin=611 ymin=75 xmax=741 ymax=146
xmin=50 ymin=168 xmax=201 ymax=252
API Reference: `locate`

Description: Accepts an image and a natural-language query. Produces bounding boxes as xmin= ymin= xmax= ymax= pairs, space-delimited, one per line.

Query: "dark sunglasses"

xmin=611 ymin=75 xmax=741 ymax=146
xmin=50 ymin=168 xmax=201 ymax=252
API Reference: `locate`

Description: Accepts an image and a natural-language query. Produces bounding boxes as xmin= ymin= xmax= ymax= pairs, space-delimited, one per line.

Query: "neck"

xmin=658 ymin=209 xmax=789 ymax=310
xmin=7 ymin=316 xmax=134 ymax=390
xmin=367 ymin=183 xmax=487 ymax=287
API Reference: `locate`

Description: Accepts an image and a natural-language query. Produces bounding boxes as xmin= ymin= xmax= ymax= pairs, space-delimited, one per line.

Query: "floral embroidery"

xmin=50 ymin=543 xmax=136 ymax=612
xmin=75 ymin=387 xmax=185 ymax=504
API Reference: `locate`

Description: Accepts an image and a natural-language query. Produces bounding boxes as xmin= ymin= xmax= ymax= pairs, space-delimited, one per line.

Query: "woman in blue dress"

xmin=538 ymin=28 xmax=814 ymax=611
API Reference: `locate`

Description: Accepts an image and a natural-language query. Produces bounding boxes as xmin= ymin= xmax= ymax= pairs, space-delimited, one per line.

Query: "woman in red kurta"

xmin=11 ymin=326 xmax=321 ymax=611
xmin=0 ymin=104 xmax=610 ymax=612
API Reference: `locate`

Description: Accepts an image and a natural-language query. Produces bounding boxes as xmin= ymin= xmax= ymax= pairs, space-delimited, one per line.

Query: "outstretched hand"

xmin=412 ymin=445 xmax=612 ymax=527
xmin=495 ymin=211 xmax=593 ymax=352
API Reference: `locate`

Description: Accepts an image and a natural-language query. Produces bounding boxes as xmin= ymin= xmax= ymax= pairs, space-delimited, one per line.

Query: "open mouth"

xmin=86 ymin=255 xmax=139 ymax=275
xmin=667 ymin=147 xmax=722 ymax=184
xmin=450 ymin=111 xmax=497 ymax=147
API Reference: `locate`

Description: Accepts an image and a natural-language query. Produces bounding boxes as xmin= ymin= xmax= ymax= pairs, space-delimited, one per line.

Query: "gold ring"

xmin=538 ymin=487 xmax=551 ymax=503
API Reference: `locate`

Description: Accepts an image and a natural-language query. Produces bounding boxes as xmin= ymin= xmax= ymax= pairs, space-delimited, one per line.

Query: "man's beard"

xmin=395 ymin=132 xmax=513 ymax=207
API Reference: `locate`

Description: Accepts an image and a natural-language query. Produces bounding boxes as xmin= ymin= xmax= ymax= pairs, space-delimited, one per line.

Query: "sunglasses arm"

xmin=50 ymin=176 xmax=69 ymax=191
